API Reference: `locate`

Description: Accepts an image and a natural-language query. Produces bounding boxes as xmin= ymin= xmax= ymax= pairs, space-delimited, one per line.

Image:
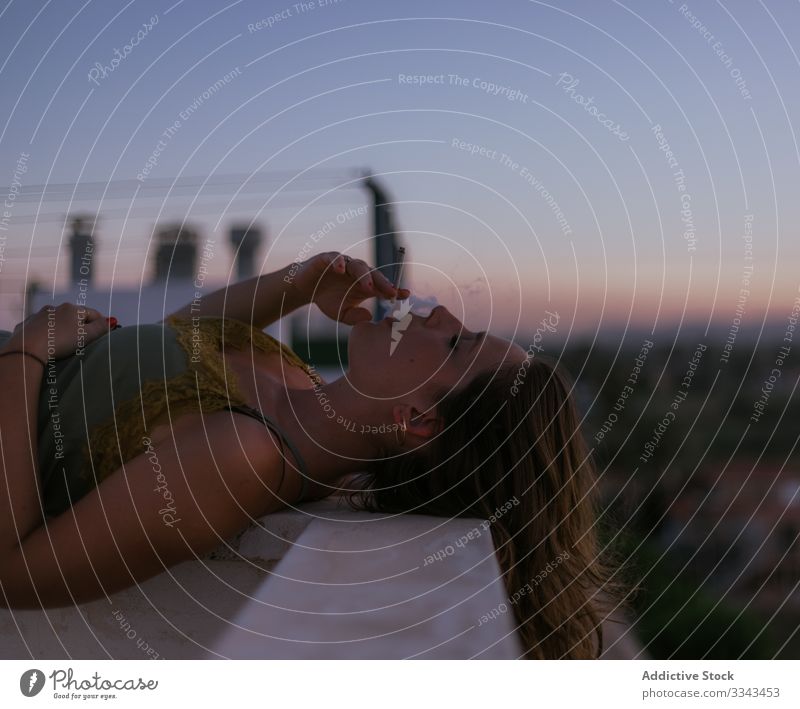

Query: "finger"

xmin=320 ymin=252 xmax=339 ymax=269
xmin=371 ymin=269 xmax=398 ymax=298
xmin=85 ymin=315 xmax=111 ymax=339
xmin=76 ymin=307 xmax=107 ymax=329
xmin=396 ymin=288 xmax=411 ymax=299
xmin=83 ymin=307 xmax=105 ymax=322
xmin=348 ymin=260 xmax=376 ymax=293
xmin=341 ymin=306 xmax=372 ymax=326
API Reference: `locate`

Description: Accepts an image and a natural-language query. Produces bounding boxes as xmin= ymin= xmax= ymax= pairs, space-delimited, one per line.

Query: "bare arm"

xmin=165 ymin=264 xmax=309 ymax=329
xmin=165 ymin=252 xmax=405 ymax=328
xmin=0 ymin=304 xmax=110 ymax=555
xmin=0 ymin=411 xmax=291 ymax=608
xmin=0 ymin=338 xmax=47 ymax=554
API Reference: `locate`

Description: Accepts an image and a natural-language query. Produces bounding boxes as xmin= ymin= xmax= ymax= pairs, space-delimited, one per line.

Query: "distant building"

xmin=26 ymin=173 xmax=402 ymax=380
xmin=30 ymin=217 xmax=281 ymax=343
xmin=153 ymin=223 xmax=199 ymax=282
xmin=68 ymin=214 xmax=96 ymax=286
xmin=229 ymin=224 xmax=263 ymax=280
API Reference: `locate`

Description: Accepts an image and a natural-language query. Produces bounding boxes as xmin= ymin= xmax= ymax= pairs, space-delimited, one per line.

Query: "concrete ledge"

xmin=212 ymin=501 xmax=522 ymax=659
xmin=0 ymin=499 xmax=522 ymax=659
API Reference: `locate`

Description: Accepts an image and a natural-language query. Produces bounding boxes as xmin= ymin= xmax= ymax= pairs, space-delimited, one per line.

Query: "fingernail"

xmin=106 ymin=316 xmax=118 ymax=329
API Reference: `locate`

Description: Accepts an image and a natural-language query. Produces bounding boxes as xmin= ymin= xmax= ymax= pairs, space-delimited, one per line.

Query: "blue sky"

xmin=1 ymin=0 xmax=798 ymax=340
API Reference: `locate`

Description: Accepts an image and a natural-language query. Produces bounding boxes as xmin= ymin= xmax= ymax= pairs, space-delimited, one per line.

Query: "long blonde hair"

xmin=349 ymin=357 xmax=626 ymax=658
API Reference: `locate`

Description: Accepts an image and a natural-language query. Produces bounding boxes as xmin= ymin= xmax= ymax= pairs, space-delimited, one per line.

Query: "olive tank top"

xmin=0 ymin=315 xmax=321 ymax=517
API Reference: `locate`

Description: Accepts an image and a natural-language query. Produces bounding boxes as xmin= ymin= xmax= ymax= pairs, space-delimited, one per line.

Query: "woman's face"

xmin=347 ymin=305 xmax=527 ymax=399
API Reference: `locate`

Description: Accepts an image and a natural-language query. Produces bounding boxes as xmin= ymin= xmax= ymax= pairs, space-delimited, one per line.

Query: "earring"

xmin=395 ymin=418 xmax=407 ymax=447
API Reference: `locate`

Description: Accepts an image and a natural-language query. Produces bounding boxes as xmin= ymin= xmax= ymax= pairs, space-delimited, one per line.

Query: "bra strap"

xmin=224 ymin=404 xmax=310 ymax=502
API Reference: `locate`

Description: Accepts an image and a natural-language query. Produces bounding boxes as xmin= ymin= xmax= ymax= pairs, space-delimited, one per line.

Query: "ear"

xmin=392 ymin=403 xmax=441 ymax=444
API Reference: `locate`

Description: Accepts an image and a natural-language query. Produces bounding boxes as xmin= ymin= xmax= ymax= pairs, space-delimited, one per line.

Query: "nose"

xmin=424 ymin=305 xmax=462 ymax=328
xmin=424 ymin=305 xmax=443 ymax=323
xmin=423 ymin=304 xmax=447 ymax=325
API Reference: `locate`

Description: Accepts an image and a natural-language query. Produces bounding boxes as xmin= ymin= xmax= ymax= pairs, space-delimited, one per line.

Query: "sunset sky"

xmin=1 ymin=0 xmax=798 ymax=342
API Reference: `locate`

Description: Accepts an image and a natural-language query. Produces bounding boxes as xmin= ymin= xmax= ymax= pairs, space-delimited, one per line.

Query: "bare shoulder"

xmin=157 ymin=408 xmax=289 ymax=521
xmin=0 ymin=409 xmax=290 ymax=607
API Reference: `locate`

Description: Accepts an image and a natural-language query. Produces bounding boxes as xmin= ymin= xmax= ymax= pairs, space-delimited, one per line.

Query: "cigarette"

xmin=390 ymin=247 xmax=406 ymax=305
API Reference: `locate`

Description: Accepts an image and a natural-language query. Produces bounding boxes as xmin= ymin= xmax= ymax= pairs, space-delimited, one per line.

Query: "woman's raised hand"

xmin=3 ymin=303 xmax=111 ymax=361
xmin=292 ymin=252 xmax=410 ymax=325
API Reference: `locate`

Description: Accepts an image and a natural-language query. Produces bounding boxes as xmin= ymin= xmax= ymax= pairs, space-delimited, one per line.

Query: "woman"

xmin=0 ymin=252 xmax=621 ymax=659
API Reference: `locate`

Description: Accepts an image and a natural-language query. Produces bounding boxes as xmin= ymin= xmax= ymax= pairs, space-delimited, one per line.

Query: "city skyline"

xmin=1 ymin=0 xmax=798 ymax=341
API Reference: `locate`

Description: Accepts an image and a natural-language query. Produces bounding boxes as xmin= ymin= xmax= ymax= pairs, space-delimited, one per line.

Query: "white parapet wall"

xmin=0 ymin=499 xmax=523 ymax=659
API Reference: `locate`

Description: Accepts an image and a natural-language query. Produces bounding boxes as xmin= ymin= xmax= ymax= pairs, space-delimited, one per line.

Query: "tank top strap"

xmin=224 ymin=403 xmax=310 ymax=502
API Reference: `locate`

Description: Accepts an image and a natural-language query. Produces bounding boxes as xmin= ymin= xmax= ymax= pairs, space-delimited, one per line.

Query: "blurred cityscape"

xmin=7 ymin=172 xmax=404 ymax=381
xmin=2 ymin=177 xmax=798 ymax=659
xmin=560 ymin=337 xmax=800 ymax=658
